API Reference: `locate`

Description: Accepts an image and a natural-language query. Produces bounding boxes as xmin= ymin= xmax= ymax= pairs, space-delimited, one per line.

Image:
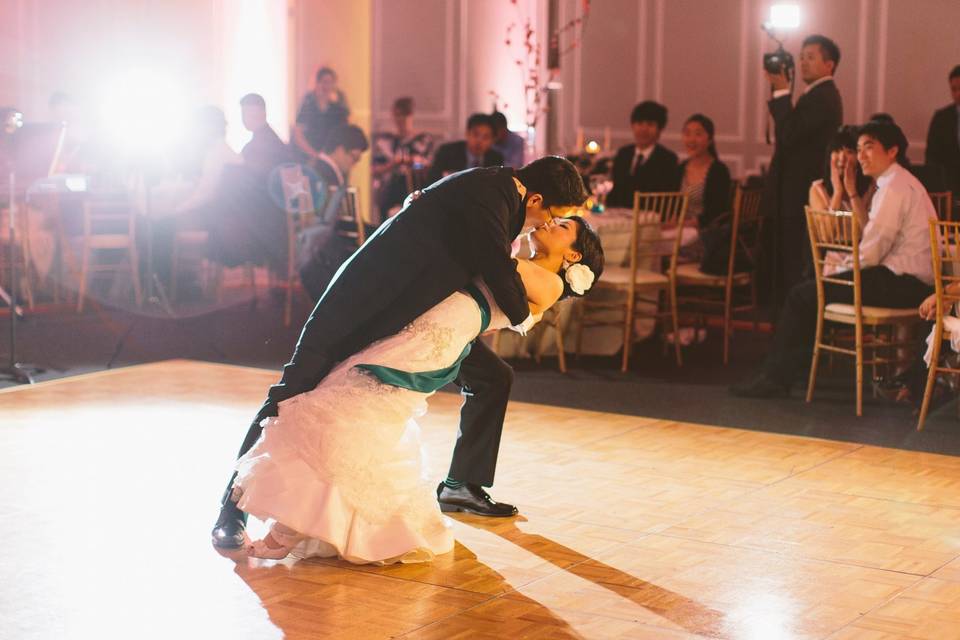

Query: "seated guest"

xmin=809 ymin=125 xmax=875 ymax=212
xmin=293 ymin=66 xmax=350 ymax=164
xmin=606 ymin=100 xmax=679 ymax=208
xmin=925 ymin=65 xmax=960 ymax=197
xmin=490 ymin=110 xmax=525 ymax=168
xmin=678 ymin=114 xmax=731 ymax=229
xmin=427 ymin=113 xmax=503 ymax=185
xmin=874 ymin=284 xmax=959 ymax=408
xmin=731 ymin=121 xmax=937 ymax=398
xmin=239 ymin=93 xmax=290 ymax=179
xmin=372 ymin=96 xmax=435 ymax=216
xmin=176 ymin=106 xmax=241 ymax=215
xmin=315 ymin=124 xmax=369 ymax=190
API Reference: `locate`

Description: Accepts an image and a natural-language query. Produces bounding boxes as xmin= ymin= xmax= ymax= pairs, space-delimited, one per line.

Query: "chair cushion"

xmin=598 ymin=266 xmax=669 ymax=288
xmin=675 ymin=262 xmax=751 ymax=286
xmin=824 ymin=303 xmax=920 ymax=322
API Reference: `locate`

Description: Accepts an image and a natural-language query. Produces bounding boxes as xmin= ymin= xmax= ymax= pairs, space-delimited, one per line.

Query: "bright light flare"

xmin=768 ymin=4 xmax=800 ymax=30
xmin=99 ymin=71 xmax=189 ymax=155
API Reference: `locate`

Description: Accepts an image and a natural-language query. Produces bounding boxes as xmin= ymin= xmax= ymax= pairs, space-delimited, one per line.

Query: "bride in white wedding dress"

xmin=232 ymin=216 xmax=604 ymax=564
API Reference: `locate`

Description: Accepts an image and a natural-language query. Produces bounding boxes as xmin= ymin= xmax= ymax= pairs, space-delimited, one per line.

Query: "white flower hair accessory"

xmin=563 ymin=261 xmax=595 ymax=295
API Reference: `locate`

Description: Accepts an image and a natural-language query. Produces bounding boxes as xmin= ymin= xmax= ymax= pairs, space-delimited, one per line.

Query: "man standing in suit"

xmin=606 ymin=101 xmax=679 ymax=209
xmin=212 ymin=157 xmax=589 ymax=550
xmin=925 ymin=65 xmax=960 ymax=199
xmin=763 ymin=34 xmax=843 ymax=311
xmin=428 ymin=113 xmax=504 ymax=184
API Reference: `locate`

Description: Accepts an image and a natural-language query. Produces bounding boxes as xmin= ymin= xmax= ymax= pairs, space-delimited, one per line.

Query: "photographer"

xmin=763 ymin=34 xmax=843 ymax=312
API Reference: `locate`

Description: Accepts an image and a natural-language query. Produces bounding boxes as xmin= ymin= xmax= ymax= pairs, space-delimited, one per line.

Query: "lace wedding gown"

xmin=234 ymin=280 xmax=511 ymax=564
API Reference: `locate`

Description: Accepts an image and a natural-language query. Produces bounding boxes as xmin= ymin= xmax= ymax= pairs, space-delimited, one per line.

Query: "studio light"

xmin=767 ymin=4 xmax=801 ymax=30
xmin=98 ymin=70 xmax=188 ymax=156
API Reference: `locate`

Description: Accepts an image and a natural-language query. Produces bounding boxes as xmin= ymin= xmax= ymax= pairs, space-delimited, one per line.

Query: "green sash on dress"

xmin=355 ymin=284 xmax=491 ymax=393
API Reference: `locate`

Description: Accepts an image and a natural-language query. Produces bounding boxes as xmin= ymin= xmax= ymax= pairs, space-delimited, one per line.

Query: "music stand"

xmin=0 ymin=119 xmax=65 ymax=384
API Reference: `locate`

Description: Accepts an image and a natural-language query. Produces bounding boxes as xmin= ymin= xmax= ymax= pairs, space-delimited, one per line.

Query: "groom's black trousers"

xmin=449 ymin=339 xmax=513 ymax=487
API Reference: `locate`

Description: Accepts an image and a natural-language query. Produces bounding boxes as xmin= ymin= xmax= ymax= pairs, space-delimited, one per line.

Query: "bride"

xmin=231 ymin=215 xmax=604 ymax=564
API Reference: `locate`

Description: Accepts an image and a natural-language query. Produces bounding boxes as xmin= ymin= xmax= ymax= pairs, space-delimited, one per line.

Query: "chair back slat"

xmin=931 ymin=221 xmax=960 ymax=310
xmin=279 ymin=164 xmax=316 ymax=231
xmin=727 ymin=184 xmax=764 ymax=273
xmin=929 ymin=191 xmax=954 ymax=222
xmin=83 ymin=198 xmax=136 ymax=241
xmin=629 ymin=191 xmax=688 ymax=261
xmin=806 ymin=207 xmax=861 ymax=314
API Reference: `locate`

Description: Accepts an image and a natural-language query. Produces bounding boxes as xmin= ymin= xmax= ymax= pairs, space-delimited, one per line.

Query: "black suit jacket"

xmin=241 ymin=125 xmax=290 ymax=178
xmin=428 ymin=141 xmax=504 ymax=185
xmin=677 ymin=159 xmax=733 ymax=228
xmin=303 ymin=166 xmax=528 ymax=369
xmin=606 ymin=143 xmax=680 ymax=208
xmin=925 ymin=104 xmax=960 ymax=195
xmin=764 ymin=79 xmax=843 ymax=220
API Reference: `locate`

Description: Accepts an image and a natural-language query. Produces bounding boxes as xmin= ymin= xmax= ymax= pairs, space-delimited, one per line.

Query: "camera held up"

xmin=761 ymin=24 xmax=795 ymax=79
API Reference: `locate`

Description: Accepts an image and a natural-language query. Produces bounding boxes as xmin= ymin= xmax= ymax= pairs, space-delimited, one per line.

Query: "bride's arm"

xmin=516 ymin=260 xmax=564 ymax=316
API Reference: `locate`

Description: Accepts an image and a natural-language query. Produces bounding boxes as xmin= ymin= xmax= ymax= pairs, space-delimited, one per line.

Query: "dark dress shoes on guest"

xmin=729 ymin=374 xmax=790 ymax=399
xmin=211 ymin=500 xmax=248 ymax=549
xmin=436 ymin=483 xmax=518 ymax=517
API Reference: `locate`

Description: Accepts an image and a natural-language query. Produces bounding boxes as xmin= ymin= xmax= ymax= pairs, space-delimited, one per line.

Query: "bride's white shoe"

xmin=247 ymin=523 xmax=305 ymax=560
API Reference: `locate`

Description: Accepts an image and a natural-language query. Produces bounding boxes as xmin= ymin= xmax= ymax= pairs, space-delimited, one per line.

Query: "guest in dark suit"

xmin=212 ymin=157 xmax=590 ymax=549
xmin=925 ymin=65 xmax=960 ymax=197
xmin=762 ymin=34 xmax=843 ymax=311
xmin=239 ymin=93 xmax=290 ymax=179
xmin=427 ymin=113 xmax=504 ymax=185
xmin=606 ymin=101 xmax=680 ymax=208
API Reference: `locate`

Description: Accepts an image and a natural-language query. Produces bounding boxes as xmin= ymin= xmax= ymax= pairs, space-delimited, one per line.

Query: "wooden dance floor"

xmin=4 ymin=360 xmax=960 ymax=639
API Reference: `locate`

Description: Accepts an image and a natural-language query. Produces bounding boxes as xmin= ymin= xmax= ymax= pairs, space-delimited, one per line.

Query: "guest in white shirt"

xmin=732 ymin=121 xmax=936 ymax=398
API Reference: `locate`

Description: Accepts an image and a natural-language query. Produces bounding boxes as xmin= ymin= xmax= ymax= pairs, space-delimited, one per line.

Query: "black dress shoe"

xmin=729 ymin=374 xmax=789 ymax=399
xmin=211 ymin=500 xmax=249 ymax=549
xmin=436 ymin=483 xmax=518 ymax=517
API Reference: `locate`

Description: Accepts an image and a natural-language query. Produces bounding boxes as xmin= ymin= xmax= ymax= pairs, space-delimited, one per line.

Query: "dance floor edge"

xmin=3 ymin=359 xmax=960 ymax=640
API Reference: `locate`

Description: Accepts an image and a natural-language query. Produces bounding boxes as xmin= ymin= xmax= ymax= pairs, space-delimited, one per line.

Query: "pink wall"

xmin=370 ymin=0 xmax=960 ymax=177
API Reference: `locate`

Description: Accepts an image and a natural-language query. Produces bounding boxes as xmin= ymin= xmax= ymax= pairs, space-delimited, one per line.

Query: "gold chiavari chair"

xmin=676 ymin=184 xmax=764 ymax=364
xmin=574 ymin=191 xmax=688 ymax=371
xmin=278 ymin=164 xmax=317 ymax=327
xmin=805 ymin=208 xmax=924 ymax=416
xmin=917 ymin=220 xmax=960 ymax=429
xmin=76 ymin=197 xmax=143 ymax=313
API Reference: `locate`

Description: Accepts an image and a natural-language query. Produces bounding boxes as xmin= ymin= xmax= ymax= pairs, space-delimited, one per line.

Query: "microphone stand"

xmin=1 ymin=167 xmax=44 ymax=384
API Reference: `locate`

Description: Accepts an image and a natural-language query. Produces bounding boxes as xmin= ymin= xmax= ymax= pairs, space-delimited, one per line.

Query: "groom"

xmin=212 ymin=156 xmax=589 ymax=549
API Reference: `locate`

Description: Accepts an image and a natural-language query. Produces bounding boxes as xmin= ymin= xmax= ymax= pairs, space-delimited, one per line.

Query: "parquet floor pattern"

xmin=3 ymin=360 xmax=960 ymax=639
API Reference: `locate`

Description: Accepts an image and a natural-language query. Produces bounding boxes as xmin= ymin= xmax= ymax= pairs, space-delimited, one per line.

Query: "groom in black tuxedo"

xmin=212 ymin=156 xmax=589 ymax=549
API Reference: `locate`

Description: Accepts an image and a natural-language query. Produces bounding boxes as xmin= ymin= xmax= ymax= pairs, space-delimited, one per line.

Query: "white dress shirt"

xmin=858 ymin=162 xmax=938 ymax=284
xmin=629 ymin=144 xmax=655 ymax=174
xmin=772 ymin=75 xmax=834 ymax=100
